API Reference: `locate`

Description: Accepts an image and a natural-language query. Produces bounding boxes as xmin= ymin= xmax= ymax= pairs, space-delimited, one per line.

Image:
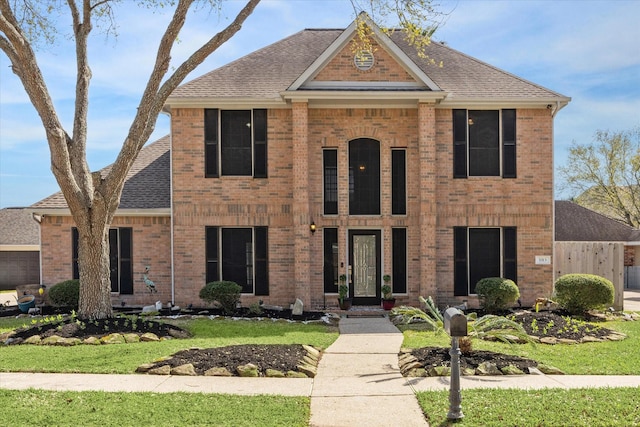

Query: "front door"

xmin=349 ymin=230 xmax=381 ymax=305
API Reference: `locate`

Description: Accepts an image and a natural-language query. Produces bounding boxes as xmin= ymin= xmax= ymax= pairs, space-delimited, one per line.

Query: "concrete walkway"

xmin=309 ymin=316 xmax=428 ymax=427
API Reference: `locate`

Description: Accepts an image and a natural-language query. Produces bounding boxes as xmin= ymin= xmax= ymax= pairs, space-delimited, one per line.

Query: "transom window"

xmin=204 ymin=109 xmax=267 ymax=178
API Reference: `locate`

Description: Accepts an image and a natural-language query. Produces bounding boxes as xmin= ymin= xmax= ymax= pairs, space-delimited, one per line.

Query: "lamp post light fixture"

xmin=309 ymin=221 xmax=317 ymax=234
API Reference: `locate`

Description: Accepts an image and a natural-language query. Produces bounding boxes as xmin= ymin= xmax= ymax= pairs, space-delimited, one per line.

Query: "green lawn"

xmin=417 ymin=387 xmax=640 ymax=427
xmin=0 ymin=316 xmax=338 ymax=373
xmin=2 ymin=312 xmax=640 ymax=426
xmin=0 ymin=389 xmax=310 ymax=427
xmin=399 ymin=317 xmax=640 ymax=375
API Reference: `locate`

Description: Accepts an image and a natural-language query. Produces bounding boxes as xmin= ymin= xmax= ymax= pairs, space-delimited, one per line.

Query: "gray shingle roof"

xmin=169 ymin=28 xmax=568 ymax=102
xmin=0 ymin=208 xmax=40 ymax=245
xmin=555 ymin=201 xmax=640 ymax=242
xmin=32 ymin=136 xmax=171 ymax=211
xmin=170 ymin=30 xmax=342 ymax=100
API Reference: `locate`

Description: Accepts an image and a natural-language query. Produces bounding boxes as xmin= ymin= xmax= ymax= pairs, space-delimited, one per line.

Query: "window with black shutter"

xmin=205 ymin=227 xmax=269 ymax=295
xmin=74 ymin=227 xmax=132 ymax=294
xmin=453 ymin=109 xmax=516 ymax=178
xmin=391 ymin=150 xmax=406 ymax=215
xmin=204 ymin=109 xmax=267 ymax=178
xmin=323 ymin=150 xmax=338 ymax=215
xmin=323 ymin=228 xmax=338 ymax=293
xmin=349 ymin=138 xmax=380 ymax=215
xmin=453 ymin=227 xmax=517 ymax=296
xmin=392 ymin=228 xmax=407 ymax=294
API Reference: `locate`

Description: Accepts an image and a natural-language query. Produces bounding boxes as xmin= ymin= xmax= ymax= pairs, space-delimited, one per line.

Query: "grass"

xmin=0 ymin=389 xmax=310 ymax=427
xmin=398 ymin=317 xmax=640 ymax=374
xmin=417 ymin=387 xmax=640 ymax=426
xmin=0 ymin=316 xmax=338 ymax=373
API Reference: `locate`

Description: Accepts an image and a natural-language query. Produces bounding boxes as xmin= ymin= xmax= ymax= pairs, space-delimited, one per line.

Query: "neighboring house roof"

xmin=31 ymin=136 xmax=171 ymax=212
xmin=168 ymin=26 xmax=569 ymax=107
xmin=0 ymin=207 xmax=40 ymax=247
xmin=555 ymin=200 xmax=640 ymax=242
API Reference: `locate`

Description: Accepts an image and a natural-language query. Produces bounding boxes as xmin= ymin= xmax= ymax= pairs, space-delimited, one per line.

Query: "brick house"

xmin=32 ymin=18 xmax=570 ymax=310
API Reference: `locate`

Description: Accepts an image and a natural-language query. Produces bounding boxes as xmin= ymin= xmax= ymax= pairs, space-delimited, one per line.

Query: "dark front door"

xmin=349 ymin=230 xmax=381 ymax=305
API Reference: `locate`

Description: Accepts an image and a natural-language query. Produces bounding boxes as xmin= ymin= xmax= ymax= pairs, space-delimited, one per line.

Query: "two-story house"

xmin=32 ymin=17 xmax=570 ymax=310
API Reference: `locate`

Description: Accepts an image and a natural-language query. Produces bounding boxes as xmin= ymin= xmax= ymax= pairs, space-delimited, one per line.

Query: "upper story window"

xmin=323 ymin=149 xmax=338 ymax=215
xmin=349 ymin=138 xmax=380 ymax=215
xmin=204 ymin=109 xmax=267 ymax=178
xmin=453 ymin=109 xmax=516 ymax=178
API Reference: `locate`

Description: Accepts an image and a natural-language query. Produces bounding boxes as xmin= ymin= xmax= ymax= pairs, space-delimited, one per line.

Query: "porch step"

xmin=327 ymin=305 xmax=390 ymax=318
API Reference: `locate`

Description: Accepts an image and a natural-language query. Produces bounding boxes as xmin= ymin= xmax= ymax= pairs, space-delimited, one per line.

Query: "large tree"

xmin=558 ymin=127 xmax=640 ymax=228
xmin=0 ymin=0 xmax=444 ymax=319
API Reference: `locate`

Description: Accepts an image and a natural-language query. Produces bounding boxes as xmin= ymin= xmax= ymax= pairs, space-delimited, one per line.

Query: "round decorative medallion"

xmin=354 ymin=50 xmax=374 ymax=71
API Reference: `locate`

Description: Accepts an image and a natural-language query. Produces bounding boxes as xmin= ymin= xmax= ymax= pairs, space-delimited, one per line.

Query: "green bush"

xmin=199 ymin=281 xmax=242 ymax=315
xmin=48 ymin=279 xmax=80 ymax=309
xmin=475 ymin=277 xmax=520 ymax=313
xmin=554 ymin=274 xmax=614 ymax=314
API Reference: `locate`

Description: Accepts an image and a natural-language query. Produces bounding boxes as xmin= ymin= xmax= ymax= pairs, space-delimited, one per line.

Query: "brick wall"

xmin=314 ymin=39 xmax=415 ymax=83
xmin=170 ymin=104 xmax=555 ymax=309
xmin=39 ymin=215 xmax=171 ymax=307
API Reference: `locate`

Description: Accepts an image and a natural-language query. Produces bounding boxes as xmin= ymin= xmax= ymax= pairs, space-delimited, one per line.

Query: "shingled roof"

xmin=555 ymin=201 xmax=640 ymax=242
xmin=0 ymin=208 xmax=40 ymax=246
xmin=32 ymin=136 xmax=171 ymax=211
xmin=168 ymin=28 xmax=569 ymax=104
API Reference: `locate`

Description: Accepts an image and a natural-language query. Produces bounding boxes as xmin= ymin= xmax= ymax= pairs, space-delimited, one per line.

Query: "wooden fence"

xmin=554 ymin=242 xmax=624 ymax=311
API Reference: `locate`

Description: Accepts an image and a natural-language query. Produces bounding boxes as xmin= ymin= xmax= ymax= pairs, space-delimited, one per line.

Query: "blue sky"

xmin=1 ymin=0 xmax=639 ymax=208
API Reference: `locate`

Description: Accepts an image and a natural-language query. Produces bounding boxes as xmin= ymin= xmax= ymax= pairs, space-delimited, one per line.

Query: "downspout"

xmin=31 ymin=213 xmax=43 ymax=286
xmin=161 ymin=108 xmax=175 ymax=307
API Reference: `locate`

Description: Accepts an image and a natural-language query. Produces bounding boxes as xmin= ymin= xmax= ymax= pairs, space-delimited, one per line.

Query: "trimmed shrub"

xmin=554 ymin=274 xmax=614 ymax=314
xmin=199 ymin=281 xmax=242 ymax=315
xmin=475 ymin=277 xmax=520 ymax=313
xmin=48 ymin=279 xmax=80 ymax=309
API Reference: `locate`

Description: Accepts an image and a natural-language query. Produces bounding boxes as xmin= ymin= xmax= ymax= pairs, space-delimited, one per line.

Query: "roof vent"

xmin=354 ymin=50 xmax=374 ymax=71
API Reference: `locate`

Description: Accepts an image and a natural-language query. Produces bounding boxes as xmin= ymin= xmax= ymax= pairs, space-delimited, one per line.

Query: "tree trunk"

xmin=76 ymin=214 xmax=113 ymax=320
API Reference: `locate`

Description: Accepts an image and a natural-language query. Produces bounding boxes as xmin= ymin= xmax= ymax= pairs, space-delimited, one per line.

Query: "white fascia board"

xmin=301 ymin=81 xmax=427 ymax=90
xmin=438 ymin=97 xmax=571 ymax=110
xmin=0 ymin=245 xmax=40 ymax=251
xmin=283 ymin=90 xmax=446 ymax=103
xmin=31 ymin=208 xmax=171 ymax=217
xmin=164 ymin=97 xmax=289 ymax=110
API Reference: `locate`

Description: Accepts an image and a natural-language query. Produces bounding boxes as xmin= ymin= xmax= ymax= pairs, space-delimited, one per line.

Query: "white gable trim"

xmin=287 ymin=14 xmax=441 ymax=92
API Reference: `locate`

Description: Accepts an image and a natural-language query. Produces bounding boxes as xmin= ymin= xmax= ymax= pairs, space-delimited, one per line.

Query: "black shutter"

xmin=453 ymin=110 xmax=468 ymax=178
xmin=72 ymin=227 xmax=79 ymax=280
xmin=109 ymin=229 xmax=119 ymax=292
xmin=323 ymin=150 xmax=338 ymax=215
xmin=323 ymin=228 xmax=338 ymax=293
xmin=392 ymin=228 xmax=407 ymax=294
xmin=119 ymin=228 xmax=133 ymax=295
xmin=391 ymin=150 xmax=406 ymax=215
xmin=205 ymin=227 xmax=219 ymax=284
xmin=204 ymin=109 xmax=219 ymax=178
xmin=502 ymin=109 xmax=517 ymax=178
xmin=503 ymin=227 xmax=517 ymax=282
xmin=254 ymin=227 xmax=269 ymax=296
xmin=453 ymin=227 xmax=468 ymax=296
xmin=253 ymin=109 xmax=268 ymax=178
